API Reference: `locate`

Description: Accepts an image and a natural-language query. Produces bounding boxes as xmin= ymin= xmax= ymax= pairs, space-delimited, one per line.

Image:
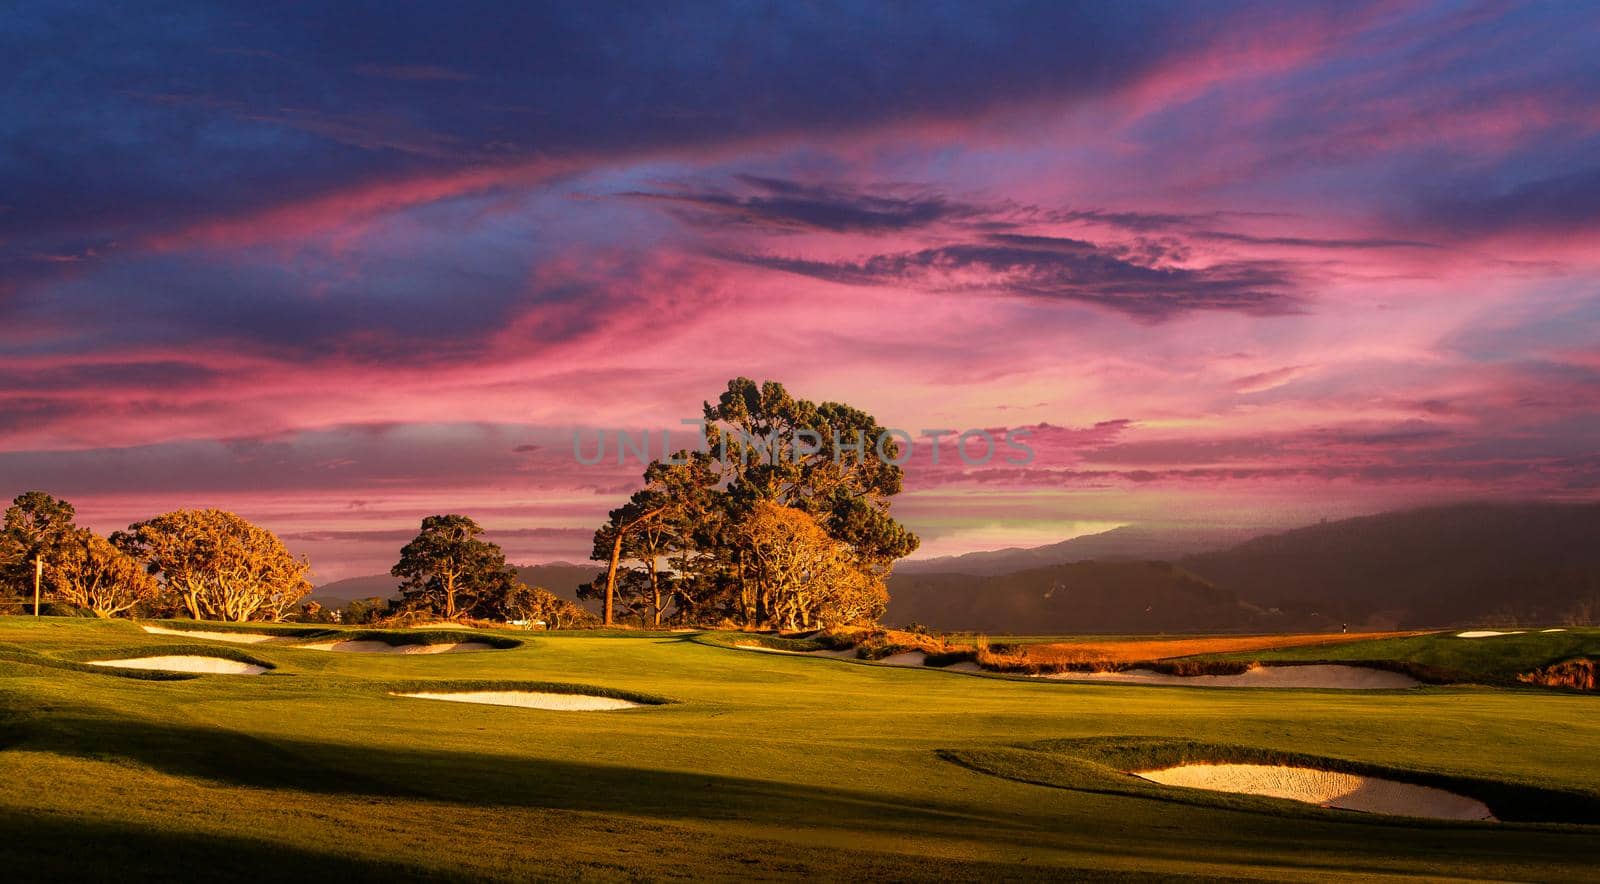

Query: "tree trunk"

xmin=602 ymin=507 xmax=664 ymax=626
xmin=603 ymin=529 xmax=625 ymax=626
xmin=32 ymin=556 xmax=42 ymax=616
xmin=648 ymin=558 xmax=661 ymax=627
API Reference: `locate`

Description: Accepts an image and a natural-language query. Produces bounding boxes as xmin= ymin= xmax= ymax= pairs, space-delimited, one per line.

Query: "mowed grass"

xmin=1 ymin=617 xmax=1597 ymax=881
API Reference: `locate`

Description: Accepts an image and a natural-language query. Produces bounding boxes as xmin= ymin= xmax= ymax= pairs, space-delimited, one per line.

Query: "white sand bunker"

xmin=393 ymin=691 xmax=642 ymax=711
xmin=89 ymin=655 xmax=267 ymax=675
xmin=877 ymin=651 xmax=927 ymax=667
xmin=1137 ymin=763 xmax=1494 ymax=821
xmin=298 ymin=640 xmax=495 ymax=654
xmin=1542 ymin=628 xmax=1567 ymax=633
xmin=141 ymin=625 xmax=288 ymax=644
xmin=1043 ymin=664 xmax=1419 ymax=689
xmin=1456 ymin=630 xmax=1526 ymax=638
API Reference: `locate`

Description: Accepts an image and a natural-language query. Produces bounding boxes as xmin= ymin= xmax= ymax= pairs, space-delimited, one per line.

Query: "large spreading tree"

xmin=586 ymin=378 xmax=918 ymax=627
xmin=118 ymin=509 xmax=312 ymax=621
xmin=50 ymin=529 xmax=161 ymax=618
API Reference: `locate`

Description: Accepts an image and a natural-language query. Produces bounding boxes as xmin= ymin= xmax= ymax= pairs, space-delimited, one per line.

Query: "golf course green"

xmin=2 ymin=617 xmax=1597 ymax=881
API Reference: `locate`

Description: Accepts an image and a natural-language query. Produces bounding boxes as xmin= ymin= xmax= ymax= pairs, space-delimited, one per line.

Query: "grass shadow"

xmin=5 ymin=708 xmax=1033 ymax=840
xmin=0 ymin=810 xmax=449 ymax=882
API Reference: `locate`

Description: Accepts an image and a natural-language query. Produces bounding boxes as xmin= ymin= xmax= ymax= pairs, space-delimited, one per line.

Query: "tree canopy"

xmin=2 ymin=491 xmax=80 ymax=608
xmin=118 ymin=509 xmax=312 ymax=622
xmin=586 ymin=378 xmax=918 ymax=627
xmin=50 ymin=529 xmax=161 ymax=618
xmin=391 ymin=514 xmax=511 ymax=620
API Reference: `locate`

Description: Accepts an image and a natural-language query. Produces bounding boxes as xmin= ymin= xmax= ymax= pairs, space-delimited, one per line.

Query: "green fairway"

xmin=1 ymin=617 xmax=1597 ymax=881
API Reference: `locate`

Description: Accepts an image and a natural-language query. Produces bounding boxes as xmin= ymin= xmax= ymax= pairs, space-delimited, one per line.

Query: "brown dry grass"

xmin=1518 ymin=658 xmax=1596 ymax=691
xmin=993 ymin=632 xmax=1421 ymax=670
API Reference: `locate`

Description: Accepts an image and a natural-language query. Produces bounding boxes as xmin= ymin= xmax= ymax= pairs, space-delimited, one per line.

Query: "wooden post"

xmin=33 ymin=557 xmax=42 ymax=616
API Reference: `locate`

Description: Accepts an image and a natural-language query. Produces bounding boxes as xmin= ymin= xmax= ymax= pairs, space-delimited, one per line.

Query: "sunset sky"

xmin=4 ymin=1 xmax=1599 ymax=580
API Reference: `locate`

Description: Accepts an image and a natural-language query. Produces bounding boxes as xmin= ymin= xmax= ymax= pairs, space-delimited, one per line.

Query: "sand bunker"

xmin=1136 ymin=763 xmax=1494 ymax=821
xmin=1043 ymin=664 xmax=1419 ymax=689
xmin=1456 ymin=630 xmax=1527 ymax=638
xmin=141 ymin=625 xmax=287 ymax=644
xmin=393 ymin=691 xmax=642 ymax=711
xmin=88 ymin=655 xmax=267 ymax=675
xmin=298 ymin=640 xmax=494 ymax=654
xmin=877 ymin=651 xmax=927 ymax=667
xmin=1542 ymin=628 xmax=1568 ymax=633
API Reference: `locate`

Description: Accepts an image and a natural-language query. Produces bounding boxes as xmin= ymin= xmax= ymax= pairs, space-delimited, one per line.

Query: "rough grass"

xmin=1518 ymin=658 xmax=1597 ymax=691
xmin=699 ymin=627 xmax=984 ymax=666
xmin=320 ymin=628 xmax=523 ymax=649
xmin=696 ymin=631 xmax=837 ymax=654
xmin=56 ymin=642 xmax=278 ymax=670
xmin=138 ymin=619 xmax=330 ymax=638
xmin=2 ymin=615 xmax=1599 ymax=880
xmin=2 ymin=639 xmax=278 ymax=679
xmin=991 ymin=632 xmax=1423 ymax=668
xmin=141 ymin=619 xmax=525 ymax=650
xmin=0 ymin=641 xmax=200 ymax=681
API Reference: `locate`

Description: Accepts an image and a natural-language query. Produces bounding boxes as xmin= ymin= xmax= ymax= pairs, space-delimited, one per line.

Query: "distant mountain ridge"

xmin=886 ymin=560 xmax=1296 ymax=633
xmin=889 ymin=502 xmax=1600 ymax=633
xmin=1179 ymin=502 xmax=1600 ymax=628
xmin=896 ymin=525 xmax=1256 ymax=576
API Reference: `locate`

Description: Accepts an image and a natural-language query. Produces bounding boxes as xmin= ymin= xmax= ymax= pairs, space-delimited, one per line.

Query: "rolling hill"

xmin=895 ymin=525 xmax=1252 ymax=576
xmin=887 ymin=502 xmax=1600 ymax=633
xmin=885 ymin=560 xmax=1294 ymax=633
xmin=1179 ymin=502 xmax=1600 ymax=629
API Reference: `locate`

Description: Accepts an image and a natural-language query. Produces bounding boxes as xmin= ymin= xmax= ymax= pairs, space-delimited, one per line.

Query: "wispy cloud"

xmin=732 ymin=233 xmax=1302 ymax=320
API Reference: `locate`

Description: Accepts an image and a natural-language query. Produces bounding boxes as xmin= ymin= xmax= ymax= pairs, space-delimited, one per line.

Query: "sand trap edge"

xmin=87 ymin=655 xmax=269 ymax=675
xmin=295 ymin=639 xmax=497 ymax=654
xmin=60 ymin=642 xmax=277 ymax=676
xmin=939 ymin=736 xmax=1600 ymax=826
xmin=381 ymin=680 xmax=672 ymax=710
xmin=1134 ymin=763 xmax=1495 ymax=821
xmin=141 ymin=625 xmax=290 ymax=644
xmin=392 ymin=690 xmax=643 ymax=711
